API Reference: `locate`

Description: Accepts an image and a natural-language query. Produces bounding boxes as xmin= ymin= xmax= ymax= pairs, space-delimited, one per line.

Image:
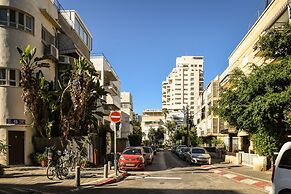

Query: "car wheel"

xmin=279 ymin=189 xmax=291 ymax=194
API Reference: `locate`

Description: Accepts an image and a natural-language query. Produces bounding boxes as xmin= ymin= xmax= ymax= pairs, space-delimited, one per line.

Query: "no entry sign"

xmin=109 ymin=111 xmax=121 ymax=123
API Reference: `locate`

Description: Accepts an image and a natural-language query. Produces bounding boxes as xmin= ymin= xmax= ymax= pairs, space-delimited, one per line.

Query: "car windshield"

xmin=182 ymin=147 xmax=190 ymax=152
xmin=143 ymin=147 xmax=152 ymax=153
xmin=123 ymin=148 xmax=142 ymax=155
xmin=192 ymin=149 xmax=206 ymax=154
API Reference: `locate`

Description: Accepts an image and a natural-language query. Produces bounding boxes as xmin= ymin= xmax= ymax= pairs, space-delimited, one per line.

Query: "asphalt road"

xmin=79 ymin=151 xmax=266 ymax=194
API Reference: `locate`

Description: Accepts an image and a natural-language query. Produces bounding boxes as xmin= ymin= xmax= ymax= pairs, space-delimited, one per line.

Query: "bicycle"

xmin=46 ymin=150 xmax=69 ymax=180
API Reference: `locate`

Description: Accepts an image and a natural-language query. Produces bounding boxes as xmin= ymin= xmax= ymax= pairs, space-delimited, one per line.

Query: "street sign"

xmin=109 ymin=111 xmax=121 ymax=123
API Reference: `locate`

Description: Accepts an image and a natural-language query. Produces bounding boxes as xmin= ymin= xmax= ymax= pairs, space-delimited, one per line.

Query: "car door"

xmin=274 ymin=148 xmax=291 ymax=192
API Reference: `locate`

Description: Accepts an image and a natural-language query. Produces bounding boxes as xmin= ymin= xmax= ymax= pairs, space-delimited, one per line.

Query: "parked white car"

xmin=270 ymin=142 xmax=291 ymax=194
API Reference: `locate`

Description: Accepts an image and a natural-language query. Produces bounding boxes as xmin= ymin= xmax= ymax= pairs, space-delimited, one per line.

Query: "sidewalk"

xmin=199 ymin=163 xmax=272 ymax=193
xmin=0 ymin=166 xmax=123 ymax=193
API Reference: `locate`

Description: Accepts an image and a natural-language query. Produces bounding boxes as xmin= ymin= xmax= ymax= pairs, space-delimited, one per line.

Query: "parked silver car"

xmin=185 ymin=147 xmax=211 ymax=165
xmin=143 ymin=146 xmax=154 ymax=165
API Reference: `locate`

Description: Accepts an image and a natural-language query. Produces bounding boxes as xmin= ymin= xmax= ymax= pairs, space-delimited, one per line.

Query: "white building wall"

xmin=0 ymin=0 xmax=59 ymax=165
xmin=162 ymin=56 xmax=204 ymax=116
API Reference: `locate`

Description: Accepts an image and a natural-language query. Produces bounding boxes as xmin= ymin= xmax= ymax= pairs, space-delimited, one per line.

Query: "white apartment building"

xmin=141 ymin=109 xmax=165 ymax=141
xmin=120 ymin=92 xmax=133 ymax=139
xmin=194 ymin=75 xmax=230 ymax=146
xmin=162 ymin=56 xmax=204 ymax=116
xmin=0 ymin=0 xmax=92 ymax=165
xmin=91 ymin=55 xmax=121 ymax=124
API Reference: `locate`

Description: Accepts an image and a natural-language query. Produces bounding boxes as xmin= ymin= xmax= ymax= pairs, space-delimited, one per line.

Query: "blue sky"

xmin=59 ymin=0 xmax=266 ymax=114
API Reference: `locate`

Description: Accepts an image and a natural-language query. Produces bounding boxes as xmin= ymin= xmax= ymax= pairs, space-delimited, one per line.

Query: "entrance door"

xmin=8 ymin=131 xmax=24 ymax=165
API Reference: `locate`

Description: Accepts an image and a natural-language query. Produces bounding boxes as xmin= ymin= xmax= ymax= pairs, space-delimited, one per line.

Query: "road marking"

xmin=240 ymin=179 xmax=259 ymax=185
xmin=145 ymin=176 xmax=182 ymax=180
xmin=223 ymin=173 xmax=237 ymax=179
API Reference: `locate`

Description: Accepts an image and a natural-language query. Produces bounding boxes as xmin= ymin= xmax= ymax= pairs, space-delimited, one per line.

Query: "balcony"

xmin=104 ymin=82 xmax=119 ymax=96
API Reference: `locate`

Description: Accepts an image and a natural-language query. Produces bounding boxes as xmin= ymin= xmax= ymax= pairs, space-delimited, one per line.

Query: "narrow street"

xmin=79 ymin=151 xmax=266 ymax=194
xmin=0 ymin=150 xmax=268 ymax=194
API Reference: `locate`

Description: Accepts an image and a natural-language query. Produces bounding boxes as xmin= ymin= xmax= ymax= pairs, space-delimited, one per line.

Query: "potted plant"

xmin=36 ymin=153 xmax=48 ymax=167
xmin=81 ymin=158 xmax=88 ymax=168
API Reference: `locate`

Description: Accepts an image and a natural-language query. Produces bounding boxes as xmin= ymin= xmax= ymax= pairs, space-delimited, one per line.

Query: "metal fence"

xmin=241 ymin=152 xmax=260 ymax=166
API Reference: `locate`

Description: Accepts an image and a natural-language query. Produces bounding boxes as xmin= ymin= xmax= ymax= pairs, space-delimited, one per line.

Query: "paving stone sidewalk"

xmin=0 ymin=166 xmax=115 ymax=193
xmin=198 ymin=163 xmax=272 ymax=193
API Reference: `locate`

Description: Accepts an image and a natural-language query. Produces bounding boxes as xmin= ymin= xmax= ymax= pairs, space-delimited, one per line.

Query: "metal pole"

xmin=104 ymin=164 xmax=108 ymax=178
xmin=114 ymin=123 xmax=118 ymax=176
xmin=75 ymin=166 xmax=80 ymax=187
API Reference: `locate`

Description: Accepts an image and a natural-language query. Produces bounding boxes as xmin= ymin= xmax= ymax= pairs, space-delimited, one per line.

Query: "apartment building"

xmin=91 ymin=55 xmax=121 ymax=123
xmin=162 ymin=56 xmax=204 ymax=116
xmin=193 ymin=76 xmax=235 ymax=148
xmin=141 ymin=109 xmax=165 ymax=141
xmin=0 ymin=0 xmax=92 ymax=165
xmin=120 ymin=92 xmax=134 ymax=139
xmin=218 ymin=0 xmax=291 ymax=152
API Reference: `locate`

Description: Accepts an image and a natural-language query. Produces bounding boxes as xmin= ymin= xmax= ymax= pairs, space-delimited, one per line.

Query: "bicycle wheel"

xmin=61 ymin=166 xmax=69 ymax=178
xmin=46 ymin=163 xmax=56 ymax=180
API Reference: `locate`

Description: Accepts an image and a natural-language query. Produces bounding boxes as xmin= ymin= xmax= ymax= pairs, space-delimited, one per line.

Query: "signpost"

xmin=109 ymin=111 xmax=121 ymax=176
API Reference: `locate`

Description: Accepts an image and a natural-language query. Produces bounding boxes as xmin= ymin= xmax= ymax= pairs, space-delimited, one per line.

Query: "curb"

xmin=93 ymin=172 xmax=129 ymax=186
xmin=212 ymin=169 xmax=271 ymax=193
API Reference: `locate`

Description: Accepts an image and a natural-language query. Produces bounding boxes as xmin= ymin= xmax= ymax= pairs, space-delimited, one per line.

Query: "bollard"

xmin=75 ymin=166 xmax=80 ymax=187
xmin=108 ymin=161 xmax=111 ymax=170
xmin=104 ymin=164 xmax=108 ymax=178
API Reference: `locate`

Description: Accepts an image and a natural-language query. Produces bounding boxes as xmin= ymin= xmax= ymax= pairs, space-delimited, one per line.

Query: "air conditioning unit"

xmin=59 ymin=55 xmax=70 ymax=64
xmin=45 ymin=44 xmax=59 ymax=60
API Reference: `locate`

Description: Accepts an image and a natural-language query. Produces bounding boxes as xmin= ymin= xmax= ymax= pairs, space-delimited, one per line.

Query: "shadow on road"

xmin=88 ymin=187 xmax=242 ymax=194
xmin=0 ymin=183 xmax=74 ymax=193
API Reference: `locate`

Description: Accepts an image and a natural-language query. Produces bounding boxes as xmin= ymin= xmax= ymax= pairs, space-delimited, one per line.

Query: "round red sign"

xmin=109 ymin=111 xmax=121 ymax=123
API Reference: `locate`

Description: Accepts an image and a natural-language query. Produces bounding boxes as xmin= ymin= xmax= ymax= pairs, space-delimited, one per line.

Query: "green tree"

xmin=128 ymin=119 xmax=142 ymax=146
xmin=164 ymin=120 xmax=177 ymax=144
xmin=148 ymin=127 xmax=156 ymax=145
xmin=214 ymin=24 xmax=291 ymax=156
xmin=60 ymin=57 xmax=107 ymax=138
xmin=17 ymin=45 xmax=57 ymax=137
xmin=155 ymin=126 xmax=165 ymax=145
xmin=162 ymin=108 xmax=168 ymax=121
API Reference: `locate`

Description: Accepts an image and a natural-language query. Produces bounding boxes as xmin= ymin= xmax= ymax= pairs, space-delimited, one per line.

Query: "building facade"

xmin=141 ymin=109 xmax=165 ymax=141
xmin=120 ymin=92 xmax=133 ymax=139
xmin=0 ymin=0 xmax=92 ymax=165
xmin=218 ymin=0 xmax=291 ymax=152
xmin=162 ymin=56 xmax=204 ymax=116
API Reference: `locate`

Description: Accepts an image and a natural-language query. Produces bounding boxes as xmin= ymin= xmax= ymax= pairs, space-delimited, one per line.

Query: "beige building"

xmin=91 ymin=55 xmax=121 ymax=124
xmin=120 ymin=92 xmax=134 ymax=139
xmin=162 ymin=56 xmax=204 ymax=116
xmin=0 ymin=0 xmax=92 ymax=165
xmin=195 ymin=76 xmax=223 ymax=136
xmin=141 ymin=109 xmax=165 ymax=141
xmin=218 ymin=0 xmax=291 ymax=152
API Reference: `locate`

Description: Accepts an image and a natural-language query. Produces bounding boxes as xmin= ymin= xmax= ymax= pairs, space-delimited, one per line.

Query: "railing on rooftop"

xmin=50 ymin=0 xmax=75 ymax=27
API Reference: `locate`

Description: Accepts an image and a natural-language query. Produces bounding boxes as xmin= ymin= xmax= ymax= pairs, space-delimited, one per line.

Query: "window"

xmin=18 ymin=12 xmax=24 ymax=30
xmin=25 ymin=15 xmax=33 ymax=32
xmin=0 ymin=8 xmax=7 ymax=25
xmin=9 ymin=69 xmax=16 ymax=86
xmin=42 ymin=27 xmax=55 ymax=45
xmin=0 ymin=8 xmax=34 ymax=33
xmin=0 ymin=68 xmax=6 ymax=85
xmin=9 ymin=9 xmax=16 ymax=27
xmin=279 ymin=149 xmax=291 ymax=169
xmin=0 ymin=68 xmax=20 ymax=86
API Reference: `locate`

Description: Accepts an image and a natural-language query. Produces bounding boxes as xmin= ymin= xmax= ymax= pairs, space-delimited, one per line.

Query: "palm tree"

xmin=17 ymin=45 xmax=53 ymax=137
xmin=60 ymin=57 xmax=107 ymax=138
xmin=162 ymin=108 xmax=168 ymax=122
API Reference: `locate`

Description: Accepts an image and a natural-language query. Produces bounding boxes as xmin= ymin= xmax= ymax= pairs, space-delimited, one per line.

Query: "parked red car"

xmin=118 ymin=147 xmax=146 ymax=171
